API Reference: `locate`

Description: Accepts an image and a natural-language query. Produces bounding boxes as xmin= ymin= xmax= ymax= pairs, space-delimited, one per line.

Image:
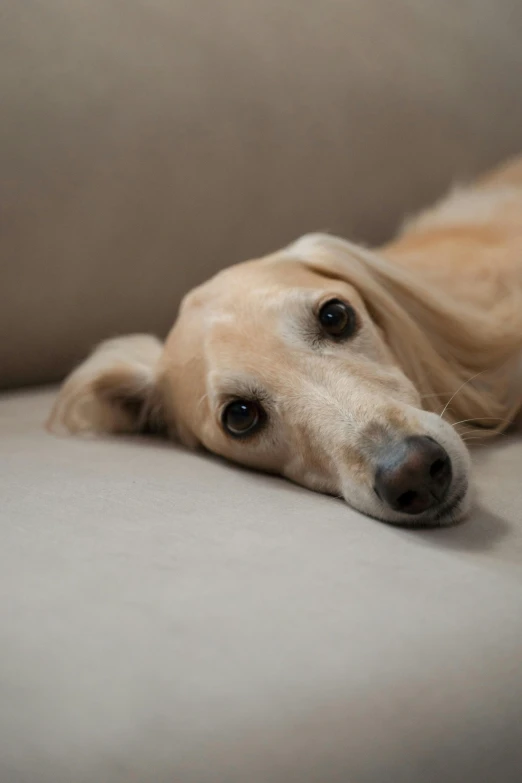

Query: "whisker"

xmin=452 ymin=416 xmax=508 ymax=428
xmin=197 ymin=393 xmax=209 ymax=411
xmin=421 ymin=391 xmax=460 ymax=400
xmin=439 ymin=371 xmax=485 ymax=420
xmin=461 ymin=430 xmax=507 ymax=443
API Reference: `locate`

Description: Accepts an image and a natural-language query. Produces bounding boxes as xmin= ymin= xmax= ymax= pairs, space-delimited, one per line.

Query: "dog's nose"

xmin=374 ymin=436 xmax=452 ymax=515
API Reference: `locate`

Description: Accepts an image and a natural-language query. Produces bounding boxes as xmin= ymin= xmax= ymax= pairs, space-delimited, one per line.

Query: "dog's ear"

xmin=47 ymin=335 xmax=166 ymax=436
xmin=288 ymin=233 xmax=522 ymax=429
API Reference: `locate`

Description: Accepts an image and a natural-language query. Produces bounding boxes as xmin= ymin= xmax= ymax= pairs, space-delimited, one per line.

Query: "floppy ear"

xmin=289 ymin=233 xmax=522 ymax=431
xmin=47 ymin=335 xmax=166 ymax=436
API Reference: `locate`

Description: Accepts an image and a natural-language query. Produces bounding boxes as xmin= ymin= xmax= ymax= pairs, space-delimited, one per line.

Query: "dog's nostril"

xmin=397 ymin=490 xmax=418 ymax=509
xmin=374 ymin=436 xmax=452 ymax=515
xmin=430 ymin=458 xmax=446 ymax=479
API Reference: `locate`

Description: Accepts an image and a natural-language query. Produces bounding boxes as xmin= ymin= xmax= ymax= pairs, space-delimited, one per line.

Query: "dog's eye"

xmin=318 ymin=299 xmax=357 ymax=339
xmin=222 ymin=400 xmax=264 ymax=437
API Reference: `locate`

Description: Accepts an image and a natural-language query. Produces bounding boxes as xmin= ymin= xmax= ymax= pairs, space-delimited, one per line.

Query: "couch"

xmin=1 ymin=2 xmax=522 ymax=781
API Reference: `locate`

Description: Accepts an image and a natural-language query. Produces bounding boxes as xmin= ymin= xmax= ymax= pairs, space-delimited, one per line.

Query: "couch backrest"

xmin=2 ymin=0 xmax=521 ymax=388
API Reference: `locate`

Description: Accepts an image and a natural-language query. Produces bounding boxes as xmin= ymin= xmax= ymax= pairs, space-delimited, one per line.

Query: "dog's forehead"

xmin=162 ymin=258 xmax=317 ymax=428
xmin=182 ymin=256 xmax=323 ymax=311
xmin=173 ymin=259 xmax=327 ymax=353
xmin=167 ymin=259 xmax=292 ymax=352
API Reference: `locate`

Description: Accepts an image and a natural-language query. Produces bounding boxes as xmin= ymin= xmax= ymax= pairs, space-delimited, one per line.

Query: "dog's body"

xmin=387 ymin=159 xmax=522 ymax=325
xmin=385 ymin=158 xmax=522 ymax=426
xmin=50 ymin=157 xmax=522 ymax=525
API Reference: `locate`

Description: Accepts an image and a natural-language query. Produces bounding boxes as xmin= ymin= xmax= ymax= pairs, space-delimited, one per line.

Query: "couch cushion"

xmin=2 ymin=0 xmax=522 ymax=388
xmin=1 ymin=389 xmax=522 ymax=783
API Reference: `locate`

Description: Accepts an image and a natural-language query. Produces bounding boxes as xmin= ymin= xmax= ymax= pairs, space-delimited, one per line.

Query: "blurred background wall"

xmin=1 ymin=0 xmax=521 ymax=388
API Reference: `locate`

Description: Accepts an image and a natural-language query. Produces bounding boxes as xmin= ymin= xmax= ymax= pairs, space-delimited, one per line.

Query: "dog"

xmin=49 ymin=156 xmax=522 ymax=526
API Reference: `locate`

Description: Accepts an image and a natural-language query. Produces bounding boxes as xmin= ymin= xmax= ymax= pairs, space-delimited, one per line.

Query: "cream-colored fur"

xmin=49 ymin=157 xmax=522 ymax=525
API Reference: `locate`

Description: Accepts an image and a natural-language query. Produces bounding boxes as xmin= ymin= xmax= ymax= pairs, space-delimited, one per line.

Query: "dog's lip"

xmin=429 ymin=479 xmax=469 ymax=525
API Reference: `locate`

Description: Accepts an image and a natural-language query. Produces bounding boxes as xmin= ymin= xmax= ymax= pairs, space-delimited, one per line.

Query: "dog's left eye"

xmin=318 ymin=299 xmax=357 ymax=339
xmin=222 ymin=399 xmax=264 ymax=438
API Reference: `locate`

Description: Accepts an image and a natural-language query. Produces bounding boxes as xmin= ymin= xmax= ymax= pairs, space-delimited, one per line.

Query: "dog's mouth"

xmin=429 ymin=479 xmax=470 ymax=525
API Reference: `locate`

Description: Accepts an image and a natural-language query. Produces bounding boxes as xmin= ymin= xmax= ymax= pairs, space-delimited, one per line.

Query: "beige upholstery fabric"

xmin=1 ymin=390 xmax=522 ymax=782
xmin=2 ymin=3 xmax=522 ymax=780
xmin=2 ymin=0 xmax=522 ymax=387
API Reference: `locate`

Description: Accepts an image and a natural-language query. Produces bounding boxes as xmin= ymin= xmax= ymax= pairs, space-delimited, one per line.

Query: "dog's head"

xmin=50 ymin=234 xmax=481 ymax=525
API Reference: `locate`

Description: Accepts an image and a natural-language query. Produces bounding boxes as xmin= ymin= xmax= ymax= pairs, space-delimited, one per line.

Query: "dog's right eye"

xmin=222 ymin=400 xmax=264 ymax=437
xmin=318 ymin=299 xmax=357 ymax=340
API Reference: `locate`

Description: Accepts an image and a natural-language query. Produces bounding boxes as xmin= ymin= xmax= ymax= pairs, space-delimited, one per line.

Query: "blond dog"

xmin=49 ymin=157 xmax=522 ymax=525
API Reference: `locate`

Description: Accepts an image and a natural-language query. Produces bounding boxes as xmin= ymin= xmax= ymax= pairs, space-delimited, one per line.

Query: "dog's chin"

xmin=349 ymin=478 xmax=472 ymax=528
